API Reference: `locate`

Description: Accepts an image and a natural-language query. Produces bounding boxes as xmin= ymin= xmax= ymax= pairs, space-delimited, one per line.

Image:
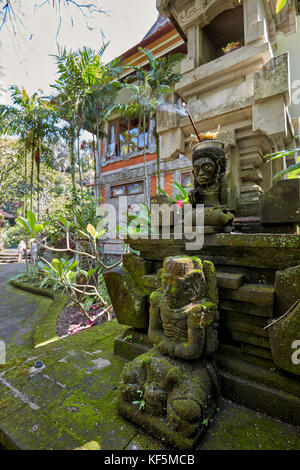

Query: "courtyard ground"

xmin=0 ymin=262 xmax=299 ymax=450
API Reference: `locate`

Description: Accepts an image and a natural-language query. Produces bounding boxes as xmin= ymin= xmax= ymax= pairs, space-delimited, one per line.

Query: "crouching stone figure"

xmin=118 ymin=256 xmax=220 ymax=449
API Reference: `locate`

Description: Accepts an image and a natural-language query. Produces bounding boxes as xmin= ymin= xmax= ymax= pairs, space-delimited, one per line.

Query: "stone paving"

xmin=0 ymin=263 xmax=299 ymax=450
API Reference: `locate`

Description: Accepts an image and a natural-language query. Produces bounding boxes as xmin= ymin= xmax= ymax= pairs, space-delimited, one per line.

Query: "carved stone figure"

xmin=118 ymin=256 xmax=220 ymax=449
xmin=188 ymin=143 xmax=234 ymax=232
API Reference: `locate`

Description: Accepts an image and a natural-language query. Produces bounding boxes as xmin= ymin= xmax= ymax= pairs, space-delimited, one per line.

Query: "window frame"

xmin=106 ymin=117 xmax=150 ymax=158
xmin=181 ymin=170 xmax=193 ymax=189
xmin=110 ymin=180 xmax=145 ymax=198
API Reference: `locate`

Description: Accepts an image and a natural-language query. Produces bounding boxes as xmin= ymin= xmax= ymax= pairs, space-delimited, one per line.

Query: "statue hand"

xmin=158 ymin=339 xmax=176 ymax=357
xmin=199 ymin=303 xmax=216 ymax=328
xmin=188 ymin=301 xmax=216 ymax=328
xmin=188 ymin=190 xmax=197 ymax=208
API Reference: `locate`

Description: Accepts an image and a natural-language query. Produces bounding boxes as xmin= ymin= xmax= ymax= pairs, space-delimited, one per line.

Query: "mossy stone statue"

xmin=118 ymin=255 xmax=220 ymax=449
xmin=188 ymin=144 xmax=234 ymax=233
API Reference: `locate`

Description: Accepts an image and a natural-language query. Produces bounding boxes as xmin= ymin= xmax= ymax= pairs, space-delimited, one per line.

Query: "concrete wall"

xmin=276 ymin=16 xmax=300 ymax=120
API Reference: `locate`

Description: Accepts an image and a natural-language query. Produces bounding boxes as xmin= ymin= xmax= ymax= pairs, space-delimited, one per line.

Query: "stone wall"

xmin=156 ymin=0 xmax=299 ymax=216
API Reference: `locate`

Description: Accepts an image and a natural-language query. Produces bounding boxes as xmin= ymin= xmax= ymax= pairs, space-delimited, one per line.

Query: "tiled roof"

xmin=142 ymin=14 xmax=170 ymax=40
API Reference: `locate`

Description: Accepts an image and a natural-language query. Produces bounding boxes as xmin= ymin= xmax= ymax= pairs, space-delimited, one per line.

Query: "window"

xmin=202 ymin=5 xmax=244 ymax=61
xmin=181 ymin=171 xmax=193 ymax=189
xmin=107 ymin=122 xmax=116 ymax=156
xmin=106 ymin=117 xmax=149 ymax=157
xmin=110 ymin=181 xmax=144 ymax=198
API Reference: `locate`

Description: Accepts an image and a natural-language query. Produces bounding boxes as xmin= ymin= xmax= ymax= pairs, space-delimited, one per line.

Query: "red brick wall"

xmin=164 ymin=172 xmax=173 ymax=198
xmin=100 ymin=186 xmax=105 ymax=204
xmin=150 ymin=176 xmax=157 ymax=197
xmin=102 ymin=153 xmax=156 ymax=173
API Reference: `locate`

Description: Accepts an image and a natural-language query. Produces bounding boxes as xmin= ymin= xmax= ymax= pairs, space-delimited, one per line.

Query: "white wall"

xmin=276 ymin=16 xmax=300 ymax=120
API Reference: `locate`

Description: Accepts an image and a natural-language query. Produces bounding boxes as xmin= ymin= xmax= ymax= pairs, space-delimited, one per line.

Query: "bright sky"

xmin=0 ymin=0 xmax=158 ymax=104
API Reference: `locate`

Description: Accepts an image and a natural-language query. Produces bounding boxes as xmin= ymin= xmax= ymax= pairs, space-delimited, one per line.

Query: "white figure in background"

xmin=30 ymin=239 xmax=38 ymax=264
xmin=17 ymin=240 xmax=26 ymax=263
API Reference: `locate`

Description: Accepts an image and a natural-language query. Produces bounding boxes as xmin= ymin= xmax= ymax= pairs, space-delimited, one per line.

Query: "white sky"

xmin=0 ymin=0 xmax=158 ymax=104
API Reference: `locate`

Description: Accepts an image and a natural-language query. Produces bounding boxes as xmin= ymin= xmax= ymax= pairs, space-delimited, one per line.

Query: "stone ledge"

xmin=220 ymin=370 xmax=300 ymax=426
xmin=9 ymin=280 xmax=68 ymax=348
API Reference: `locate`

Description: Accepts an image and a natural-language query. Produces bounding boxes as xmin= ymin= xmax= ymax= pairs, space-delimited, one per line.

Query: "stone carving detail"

xmin=177 ymin=0 xmax=240 ymax=28
xmin=118 ymin=256 xmax=220 ymax=449
xmin=188 ymin=143 xmax=234 ymax=233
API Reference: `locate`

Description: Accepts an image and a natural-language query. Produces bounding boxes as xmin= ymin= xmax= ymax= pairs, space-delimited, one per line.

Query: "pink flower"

xmin=176 ymin=200 xmax=184 ymax=209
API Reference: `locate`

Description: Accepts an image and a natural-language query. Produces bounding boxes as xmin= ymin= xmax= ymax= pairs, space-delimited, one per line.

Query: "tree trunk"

xmin=77 ymin=128 xmax=83 ymax=196
xmin=37 ymin=140 xmax=40 ymax=219
xmin=96 ymin=113 xmax=102 ymax=204
xmin=69 ymin=128 xmax=77 ymax=203
xmin=30 ymin=134 xmax=35 ymax=212
xmin=24 ymin=140 xmax=27 ymax=217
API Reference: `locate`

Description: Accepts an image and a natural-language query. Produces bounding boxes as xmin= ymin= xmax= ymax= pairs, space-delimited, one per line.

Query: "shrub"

xmin=4 ymin=224 xmax=24 ymax=248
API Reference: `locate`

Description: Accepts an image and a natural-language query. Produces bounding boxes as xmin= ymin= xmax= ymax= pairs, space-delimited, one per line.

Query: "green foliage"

xmin=264 ymin=147 xmax=300 ymax=180
xmin=132 ymin=389 xmax=145 ymax=411
xmin=157 ymin=182 xmax=190 ymax=204
xmin=117 ymin=203 xmax=156 ymax=237
xmin=39 ymin=257 xmax=80 ymax=287
xmin=276 ymin=0 xmax=288 ymax=13
xmin=16 ymin=210 xmax=48 ymax=238
xmin=3 ymin=224 xmax=24 ymax=248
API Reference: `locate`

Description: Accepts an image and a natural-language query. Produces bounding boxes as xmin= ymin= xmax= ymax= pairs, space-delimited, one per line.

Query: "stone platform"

xmin=0 ymin=263 xmax=299 ymax=450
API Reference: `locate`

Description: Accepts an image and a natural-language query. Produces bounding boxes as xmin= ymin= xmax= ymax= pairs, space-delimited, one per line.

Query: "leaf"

xmin=157 ymin=187 xmax=174 ymax=203
xmin=33 ymin=224 xmax=44 ymax=235
xmin=276 ymin=0 xmax=287 ymax=13
xmin=87 ymin=224 xmax=96 ymax=239
xmin=87 ymin=268 xmax=96 ymax=279
xmin=273 ymin=161 xmax=300 ymax=180
xmin=27 ymin=210 xmax=37 ymax=229
xmin=16 ymin=217 xmax=31 ymax=236
xmin=52 ymin=258 xmax=63 ymax=275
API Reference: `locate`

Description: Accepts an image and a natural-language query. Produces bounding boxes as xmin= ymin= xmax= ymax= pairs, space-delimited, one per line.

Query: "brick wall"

xmin=150 ymin=176 xmax=157 ymax=197
xmin=164 ymin=172 xmax=173 ymax=198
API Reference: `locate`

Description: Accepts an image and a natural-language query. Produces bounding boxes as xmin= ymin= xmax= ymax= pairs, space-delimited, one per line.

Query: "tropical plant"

xmin=117 ymin=202 xmax=156 ymax=238
xmin=275 ymin=0 xmax=288 ymax=13
xmin=2 ymin=86 xmax=61 ymax=217
xmin=51 ymin=45 xmax=122 ymax=202
xmin=157 ymin=182 xmax=190 ymax=206
xmin=3 ymin=224 xmax=24 ymax=248
xmin=264 ymin=146 xmax=300 ymax=180
xmin=81 ymin=45 xmax=122 ymax=201
xmin=16 ymin=209 xmax=123 ymax=320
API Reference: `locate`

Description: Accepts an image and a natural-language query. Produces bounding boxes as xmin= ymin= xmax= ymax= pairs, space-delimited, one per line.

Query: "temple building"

xmin=92 ymin=1 xmax=300 ymax=254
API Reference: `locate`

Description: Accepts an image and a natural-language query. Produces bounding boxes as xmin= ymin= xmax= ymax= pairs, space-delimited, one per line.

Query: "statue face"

xmin=193 ymin=157 xmax=216 ymax=185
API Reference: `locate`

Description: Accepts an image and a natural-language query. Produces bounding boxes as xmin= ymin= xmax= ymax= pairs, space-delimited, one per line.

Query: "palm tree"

xmin=51 ymin=44 xmax=122 ymax=203
xmin=51 ymin=46 xmax=86 ymax=200
xmin=81 ymin=45 xmax=122 ymax=202
xmin=3 ymin=86 xmax=60 ymax=217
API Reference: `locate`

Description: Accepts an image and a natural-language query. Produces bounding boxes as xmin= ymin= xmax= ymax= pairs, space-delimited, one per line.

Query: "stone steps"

xmin=216 ymin=272 xmax=244 ymax=290
xmin=217 ymin=277 xmax=275 ymax=359
xmin=0 ymin=251 xmax=31 ymax=264
xmin=219 ymin=298 xmax=273 ymax=318
xmin=219 ymin=284 xmax=275 ymax=306
xmin=216 ymin=345 xmax=300 ymax=398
